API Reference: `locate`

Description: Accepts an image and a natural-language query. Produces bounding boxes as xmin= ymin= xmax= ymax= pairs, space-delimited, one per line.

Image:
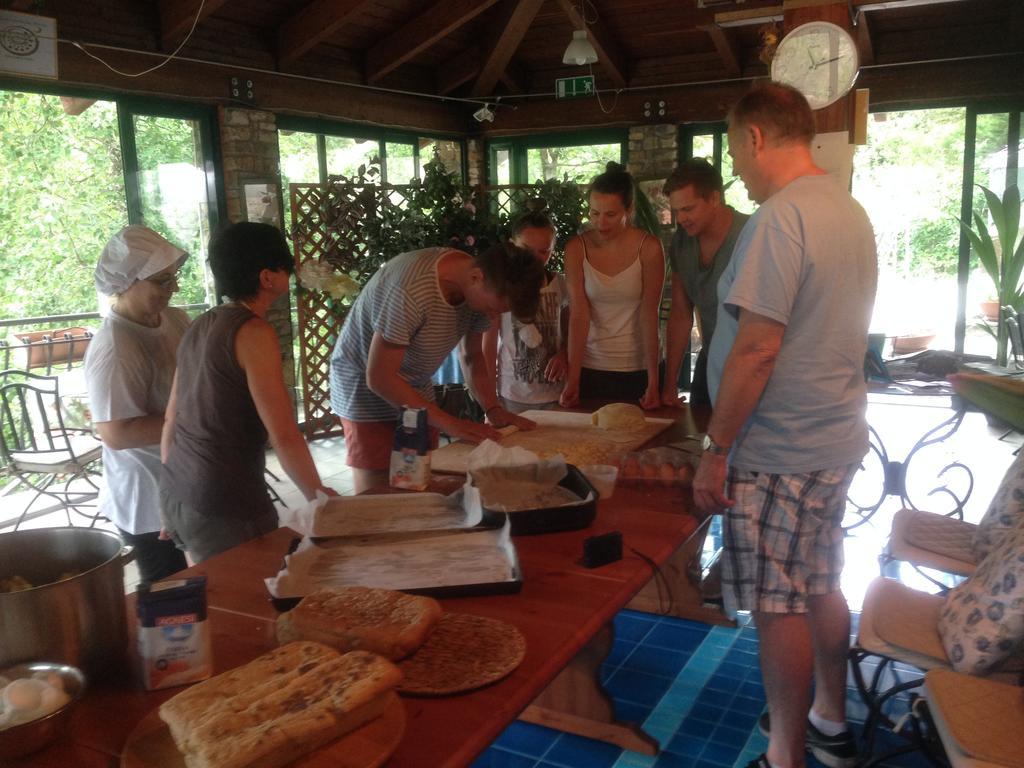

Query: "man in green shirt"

xmin=661 ymin=158 xmax=750 ymax=407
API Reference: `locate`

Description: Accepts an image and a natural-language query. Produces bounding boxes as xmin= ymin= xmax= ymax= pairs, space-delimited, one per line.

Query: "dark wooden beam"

xmin=8 ymin=1 xmax=37 ymax=11
xmin=499 ymin=59 xmax=526 ymax=94
xmin=277 ymin=0 xmax=372 ymax=69
xmin=159 ymin=0 xmax=227 ymax=50
xmin=554 ymin=0 xmax=628 ymax=88
xmin=474 ymin=53 xmax=1024 ymax=135
xmin=437 ymin=46 xmax=480 ymax=96
xmin=854 ymin=8 xmax=875 ymax=66
xmin=48 ymin=43 xmax=469 ymax=134
xmin=470 ymin=0 xmax=545 ymax=97
xmin=699 ymin=24 xmax=742 ymax=77
xmin=365 ymin=0 xmax=500 ymax=84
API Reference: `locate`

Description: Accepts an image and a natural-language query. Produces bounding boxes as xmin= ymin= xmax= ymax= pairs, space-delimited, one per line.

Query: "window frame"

xmin=485 ymin=128 xmax=628 ymax=185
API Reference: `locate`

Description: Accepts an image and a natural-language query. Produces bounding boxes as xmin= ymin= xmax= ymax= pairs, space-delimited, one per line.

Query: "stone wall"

xmin=216 ymin=106 xmax=297 ymax=407
xmin=627 ymin=124 xmax=678 ymax=180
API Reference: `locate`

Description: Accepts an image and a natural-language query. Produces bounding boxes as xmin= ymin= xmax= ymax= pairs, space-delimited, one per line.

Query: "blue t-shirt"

xmin=708 ymin=174 xmax=878 ymax=473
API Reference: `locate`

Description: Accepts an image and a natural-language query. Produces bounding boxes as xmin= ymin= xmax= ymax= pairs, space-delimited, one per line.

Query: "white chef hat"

xmin=94 ymin=225 xmax=188 ymax=296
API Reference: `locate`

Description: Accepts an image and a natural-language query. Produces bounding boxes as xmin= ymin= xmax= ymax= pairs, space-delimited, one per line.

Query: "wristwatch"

xmin=701 ymin=433 xmax=731 ymax=456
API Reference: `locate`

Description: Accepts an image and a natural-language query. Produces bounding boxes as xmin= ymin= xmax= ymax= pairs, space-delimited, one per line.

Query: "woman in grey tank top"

xmin=160 ymin=223 xmax=337 ymax=563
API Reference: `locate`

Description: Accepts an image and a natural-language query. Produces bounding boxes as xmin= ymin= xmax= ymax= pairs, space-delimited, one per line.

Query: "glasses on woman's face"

xmin=145 ymin=270 xmax=181 ymax=289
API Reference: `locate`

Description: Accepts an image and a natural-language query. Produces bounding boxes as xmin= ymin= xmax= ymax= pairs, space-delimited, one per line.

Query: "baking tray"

xmin=265 ymin=519 xmax=522 ymax=610
xmin=470 ymin=464 xmax=598 ymax=536
xmin=279 ymin=487 xmax=505 ymax=539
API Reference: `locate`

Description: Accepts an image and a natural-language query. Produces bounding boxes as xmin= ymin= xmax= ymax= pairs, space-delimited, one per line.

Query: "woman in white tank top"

xmin=561 ymin=162 xmax=665 ymax=409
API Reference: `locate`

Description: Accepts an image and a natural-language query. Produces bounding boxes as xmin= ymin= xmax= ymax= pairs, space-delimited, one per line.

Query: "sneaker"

xmin=758 ymin=711 xmax=860 ymax=768
xmin=747 ymin=755 xmax=772 ymax=768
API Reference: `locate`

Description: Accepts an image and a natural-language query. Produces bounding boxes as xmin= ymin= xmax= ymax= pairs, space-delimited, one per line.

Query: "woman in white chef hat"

xmin=84 ymin=225 xmax=191 ymax=584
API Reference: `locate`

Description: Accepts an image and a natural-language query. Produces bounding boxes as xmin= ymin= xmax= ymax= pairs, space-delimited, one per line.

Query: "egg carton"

xmin=616 ymin=448 xmax=695 ymax=486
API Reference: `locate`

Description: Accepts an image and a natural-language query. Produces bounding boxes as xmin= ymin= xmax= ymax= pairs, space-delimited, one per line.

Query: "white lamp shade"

xmin=562 ymin=29 xmax=597 ymax=66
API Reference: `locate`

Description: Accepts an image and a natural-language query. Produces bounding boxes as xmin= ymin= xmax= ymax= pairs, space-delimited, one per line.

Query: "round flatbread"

xmin=397 ymin=612 xmax=525 ymax=696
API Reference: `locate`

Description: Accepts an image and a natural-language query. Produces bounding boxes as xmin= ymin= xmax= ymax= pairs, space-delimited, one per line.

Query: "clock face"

xmin=770 ymin=21 xmax=859 ymax=110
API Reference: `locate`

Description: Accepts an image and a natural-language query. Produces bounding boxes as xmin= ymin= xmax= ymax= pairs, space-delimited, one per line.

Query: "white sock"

xmin=809 ymin=709 xmax=846 ymax=736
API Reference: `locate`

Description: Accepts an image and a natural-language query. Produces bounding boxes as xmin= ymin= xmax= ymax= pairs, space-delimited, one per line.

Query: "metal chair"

xmin=0 ymin=370 xmax=104 ymax=529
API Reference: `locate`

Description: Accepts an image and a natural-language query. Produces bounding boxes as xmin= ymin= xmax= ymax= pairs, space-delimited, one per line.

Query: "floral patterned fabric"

xmin=939 ymin=526 xmax=1024 ymax=675
xmin=972 ymin=450 xmax=1024 ymax=560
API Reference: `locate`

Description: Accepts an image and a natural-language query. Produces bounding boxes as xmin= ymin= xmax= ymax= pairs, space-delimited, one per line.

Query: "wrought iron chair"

xmin=0 ymin=370 xmax=104 ymax=529
xmin=850 ymin=577 xmax=1023 ymax=767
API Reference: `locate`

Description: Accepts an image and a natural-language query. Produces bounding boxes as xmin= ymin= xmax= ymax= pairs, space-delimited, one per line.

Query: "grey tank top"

xmin=161 ymin=304 xmax=274 ymax=519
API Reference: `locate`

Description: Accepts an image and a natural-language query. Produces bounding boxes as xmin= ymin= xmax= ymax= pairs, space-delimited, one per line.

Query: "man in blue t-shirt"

xmin=694 ymin=83 xmax=878 ymax=768
xmin=661 ymin=158 xmax=749 ymax=408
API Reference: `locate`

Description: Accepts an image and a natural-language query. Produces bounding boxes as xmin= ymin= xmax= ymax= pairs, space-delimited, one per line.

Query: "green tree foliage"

xmin=0 ymin=92 xmax=212 ymax=321
xmin=0 ymin=91 xmax=126 ymax=318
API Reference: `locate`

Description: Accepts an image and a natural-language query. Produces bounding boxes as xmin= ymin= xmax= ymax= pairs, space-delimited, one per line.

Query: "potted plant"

xmin=959 ymin=183 xmax=1024 ymax=367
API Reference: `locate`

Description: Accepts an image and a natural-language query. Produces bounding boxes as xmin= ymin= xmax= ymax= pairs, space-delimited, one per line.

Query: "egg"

xmin=658 ymin=462 xmax=676 ymax=484
xmin=640 ymin=463 xmax=658 ymax=481
xmin=31 ymin=671 xmax=64 ymax=691
xmin=39 ymin=684 xmax=70 ymax=713
xmin=3 ymin=678 xmax=45 ymax=713
xmin=677 ymin=463 xmax=695 ymax=484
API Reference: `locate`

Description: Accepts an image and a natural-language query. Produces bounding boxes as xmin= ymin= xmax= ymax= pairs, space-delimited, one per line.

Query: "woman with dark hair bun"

xmin=482 ymin=199 xmax=570 ymax=413
xmin=560 ymin=162 xmax=665 ymax=409
xmin=160 ymin=222 xmax=336 ymax=563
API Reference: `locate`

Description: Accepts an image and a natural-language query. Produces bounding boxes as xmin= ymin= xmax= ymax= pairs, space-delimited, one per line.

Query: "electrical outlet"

xmin=642 ymin=99 xmax=667 ymax=120
xmin=229 ymin=75 xmax=256 ymax=104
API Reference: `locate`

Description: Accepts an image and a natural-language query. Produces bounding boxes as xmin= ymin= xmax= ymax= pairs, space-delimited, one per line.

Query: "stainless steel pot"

xmin=0 ymin=528 xmax=131 ymax=679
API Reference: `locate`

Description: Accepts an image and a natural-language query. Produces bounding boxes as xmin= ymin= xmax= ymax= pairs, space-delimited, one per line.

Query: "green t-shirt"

xmin=667 ymin=209 xmax=749 ymax=345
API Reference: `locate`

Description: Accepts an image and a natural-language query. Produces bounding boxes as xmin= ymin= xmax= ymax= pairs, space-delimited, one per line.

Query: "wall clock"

xmin=770 ymin=21 xmax=859 ymax=110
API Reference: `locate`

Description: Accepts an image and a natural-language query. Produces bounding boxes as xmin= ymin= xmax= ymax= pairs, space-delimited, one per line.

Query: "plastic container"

xmin=580 ymin=464 xmax=618 ymax=499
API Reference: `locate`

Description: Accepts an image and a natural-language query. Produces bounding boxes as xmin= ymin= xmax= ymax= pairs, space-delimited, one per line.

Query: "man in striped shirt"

xmin=330 ymin=244 xmax=545 ymax=492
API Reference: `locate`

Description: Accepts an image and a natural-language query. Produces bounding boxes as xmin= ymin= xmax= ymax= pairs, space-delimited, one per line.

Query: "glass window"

xmin=852 ymin=108 xmax=966 ymax=352
xmin=526 ymin=143 xmax=620 ymax=183
xmin=0 ymin=91 xmax=126 ymax=317
xmin=132 ymin=114 xmax=213 ymax=306
xmin=384 ymin=142 xmax=416 ymax=185
xmin=325 ymin=136 xmax=378 ymax=179
xmin=721 ymin=132 xmax=756 ymax=215
xmin=279 ymin=129 xmax=320 ymax=236
xmin=493 ymin=148 xmax=512 ymax=185
xmin=418 ymin=139 xmax=462 ymax=179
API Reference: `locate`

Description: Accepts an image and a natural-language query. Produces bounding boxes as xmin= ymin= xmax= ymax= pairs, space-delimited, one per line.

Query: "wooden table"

xmin=15 ymin=405 xmax=716 ymax=768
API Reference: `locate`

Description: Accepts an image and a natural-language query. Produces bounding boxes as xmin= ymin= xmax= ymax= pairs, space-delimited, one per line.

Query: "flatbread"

xmin=158 ymin=643 xmax=402 ymax=768
xmin=397 ymin=612 xmax=525 ymax=696
xmin=276 ymin=586 xmax=442 ymax=660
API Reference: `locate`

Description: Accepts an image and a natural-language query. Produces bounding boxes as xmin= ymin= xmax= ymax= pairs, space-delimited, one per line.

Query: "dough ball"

xmin=591 ymin=403 xmax=646 ymax=432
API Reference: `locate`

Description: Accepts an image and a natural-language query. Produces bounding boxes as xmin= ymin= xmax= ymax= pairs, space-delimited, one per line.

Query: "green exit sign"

xmin=555 ymin=75 xmax=595 ymax=99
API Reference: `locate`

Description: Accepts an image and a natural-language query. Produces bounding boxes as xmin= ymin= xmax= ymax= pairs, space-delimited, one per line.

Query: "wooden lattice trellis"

xmin=290 ymin=181 xmax=579 ymax=440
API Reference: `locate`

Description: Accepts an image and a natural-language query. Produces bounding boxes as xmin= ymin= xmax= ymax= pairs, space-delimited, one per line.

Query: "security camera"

xmin=473 ymin=104 xmax=495 ymax=123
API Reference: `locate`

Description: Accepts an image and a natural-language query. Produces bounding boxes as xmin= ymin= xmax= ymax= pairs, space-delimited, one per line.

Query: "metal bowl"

xmin=0 ymin=662 xmax=87 ymax=760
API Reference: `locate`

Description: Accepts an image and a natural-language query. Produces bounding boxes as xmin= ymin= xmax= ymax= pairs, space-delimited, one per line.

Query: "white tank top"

xmin=581 ymin=234 xmax=647 ymax=371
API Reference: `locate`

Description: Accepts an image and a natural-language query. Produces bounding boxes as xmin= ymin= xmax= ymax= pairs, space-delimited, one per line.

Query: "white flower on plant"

xmin=298 ymin=261 xmax=360 ymax=300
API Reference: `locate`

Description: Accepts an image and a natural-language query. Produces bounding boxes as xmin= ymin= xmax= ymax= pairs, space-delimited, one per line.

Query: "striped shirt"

xmin=329 ymin=248 xmax=491 ymax=421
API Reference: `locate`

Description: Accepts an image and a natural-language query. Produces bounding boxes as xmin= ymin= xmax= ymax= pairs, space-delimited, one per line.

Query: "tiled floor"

xmin=2 ymin=397 xmax=1019 ymax=767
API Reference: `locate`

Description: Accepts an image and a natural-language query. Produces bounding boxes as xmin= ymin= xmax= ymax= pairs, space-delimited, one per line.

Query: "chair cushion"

xmin=925 ymin=668 xmax=1024 ymax=768
xmin=857 ymin=576 xmax=948 ymax=669
xmin=939 ymin=527 xmax=1024 ymax=675
xmin=888 ymin=509 xmax=977 ymax=576
xmin=973 ymin=450 xmax=1024 ymax=560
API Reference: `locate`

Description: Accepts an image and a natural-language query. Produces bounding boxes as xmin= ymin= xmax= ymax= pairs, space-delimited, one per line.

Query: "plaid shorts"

xmin=721 ymin=463 xmax=858 ymax=615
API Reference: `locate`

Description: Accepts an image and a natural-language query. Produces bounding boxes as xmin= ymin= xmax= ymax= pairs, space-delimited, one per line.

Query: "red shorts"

xmin=340 ymin=418 xmax=440 ymax=470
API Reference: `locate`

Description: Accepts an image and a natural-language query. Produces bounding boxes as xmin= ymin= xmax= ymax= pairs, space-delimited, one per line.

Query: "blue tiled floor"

xmin=472 ymin=610 xmax=927 ymax=768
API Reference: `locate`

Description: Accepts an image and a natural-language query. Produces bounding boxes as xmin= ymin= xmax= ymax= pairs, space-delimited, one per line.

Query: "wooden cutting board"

xmin=120 ymin=691 xmax=404 ymax=768
xmin=431 ymin=410 xmax=673 ymax=474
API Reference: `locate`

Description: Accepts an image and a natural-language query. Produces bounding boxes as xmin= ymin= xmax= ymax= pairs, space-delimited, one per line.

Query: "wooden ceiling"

xmin=7 ymin=0 xmax=1024 ymax=133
